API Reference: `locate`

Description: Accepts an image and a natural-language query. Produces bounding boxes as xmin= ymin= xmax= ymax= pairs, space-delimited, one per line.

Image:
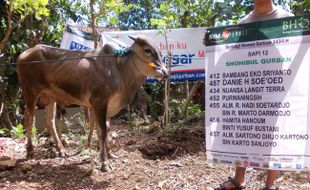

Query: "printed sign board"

xmin=204 ymin=14 xmax=310 ymax=171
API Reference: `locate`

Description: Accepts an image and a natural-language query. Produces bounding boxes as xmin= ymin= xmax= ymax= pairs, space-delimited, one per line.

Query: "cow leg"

xmin=55 ymin=107 xmax=68 ymax=146
xmin=106 ymin=120 xmax=118 ymax=159
xmin=25 ymin=105 xmax=35 ymax=158
xmin=56 ymin=117 xmax=62 ymax=143
xmin=45 ymin=102 xmax=66 ymax=157
xmin=97 ymin=127 xmax=112 ymax=172
xmin=92 ymin=104 xmax=112 ymax=172
xmin=22 ymin=91 xmax=39 ymax=159
xmin=55 ymin=106 xmax=63 ymax=140
xmin=95 ymin=119 xmax=117 ymax=158
xmin=87 ymin=108 xmax=94 ymax=148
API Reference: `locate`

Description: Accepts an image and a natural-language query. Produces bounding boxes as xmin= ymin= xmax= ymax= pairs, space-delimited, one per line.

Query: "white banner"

xmin=100 ymin=28 xmax=206 ymax=81
xmin=205 ymin=15 xmax=310 ymax=171
xmin=60 ymin=24 xmax=206 ymax=81
xmin=60 ymin=24 xmax=94 ymax=50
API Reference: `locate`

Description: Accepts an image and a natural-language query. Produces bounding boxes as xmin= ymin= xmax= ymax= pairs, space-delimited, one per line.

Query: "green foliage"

xmin=163 ymin=122 xmax=185 ymax=133
xmin=0 ymin=128 xmax=9 ymax=136
xmin=147 ymin=0 xmax=310 ymax=29
xmin=0 ymin=0 xmax=309 ymax=131
xmin=96 ymin=0 xmax=131 ymax=27
xmin=9 ymin=123 xmax=38 ymax=140
xmin=126 ymin=111 xmax=145 ymax=131
xmin=65 ymin=0 xmax=127 ymax=27
xmin=150 ymin=2 xmax=179 ymax=29
xmin=149 ymin=101 xmax=161 ymax=119
xmin=145 ymin=83 xmax=164 ymax=120
xmin=170 ymin=98 xmax=182 ymax=115
xmin=79 ymin=134 xmax=88 ymax=148
xmin=295 ymin=172 xmax=301 ymax=181
xmin=43 ymin=0 xmax=81 ymax=46
xmin=0 ymin=0 xmax=51 ymax=127
xmin=188 ymin=101 xmax=202 ymax=115
xmin=31 ymin=126 xmax=38 ymax=141
xmin=289 ymin=0 xmax=310 ymax=14
xmin=149 ymin=0 xmax=248 ymax=29
xmin=169 ymin=97 xmax=202 ymax=121
xmin=8 ymin=0 xmax=49 ymax=20
xmin=10 ymin=124 xmax=25 ymax=139
xmin=117 ymin=0 xmax=158 ymax=30
xmin=80 ymin=147 xmax=98 ymax=156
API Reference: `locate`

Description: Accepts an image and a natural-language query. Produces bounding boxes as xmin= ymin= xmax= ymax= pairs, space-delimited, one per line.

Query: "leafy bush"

xmin=10 ymin=124 xmax=25 ymax=139
xmin=188 ymin=101 xmax=202 ymax=115
xmin=169 ymin=98 xmax=202 ymax=121
xmin=0 ymin=128 xmax=8 ymax=136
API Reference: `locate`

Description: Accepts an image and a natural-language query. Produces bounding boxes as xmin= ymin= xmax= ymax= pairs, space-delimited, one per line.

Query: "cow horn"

xmin=128 ymin=35 xmax=137 ymax=41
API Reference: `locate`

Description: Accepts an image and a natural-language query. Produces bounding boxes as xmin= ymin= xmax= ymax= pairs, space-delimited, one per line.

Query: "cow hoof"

xmin=108 ymin=153 xmax=118 ymax=159
xmin=101 ymin=165 xmax=113 ymax=172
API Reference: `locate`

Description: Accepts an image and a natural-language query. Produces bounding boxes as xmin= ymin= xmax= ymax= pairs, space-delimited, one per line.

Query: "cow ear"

xmin=129 ymin=35 xmax=137 ymax=42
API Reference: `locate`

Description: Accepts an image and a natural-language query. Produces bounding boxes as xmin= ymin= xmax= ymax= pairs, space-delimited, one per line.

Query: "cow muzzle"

xmin=155 ymin=67 xmax=169 ymax=80
xmin=148 ymin=62 xmax=169 ymax=80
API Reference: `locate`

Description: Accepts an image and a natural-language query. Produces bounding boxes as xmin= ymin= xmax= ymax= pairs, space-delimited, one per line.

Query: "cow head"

xmin=129 ymin=35 xmax=169 ymax=80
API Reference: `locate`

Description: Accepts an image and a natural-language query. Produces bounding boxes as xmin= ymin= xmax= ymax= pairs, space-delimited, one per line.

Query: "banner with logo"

xmin=204 ymin=14 xmax=310 ymax=171
xmin=60 ymin=24 xmax=206 ymax=82
xmin=100 ymin=29 xmax=206 ymax=81
xmin=60 ymin=24 xmax=95 ymax=51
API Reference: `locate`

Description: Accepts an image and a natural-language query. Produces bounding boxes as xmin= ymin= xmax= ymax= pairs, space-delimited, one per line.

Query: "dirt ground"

xmin=1 ymin=118 xmax=310 ymax=190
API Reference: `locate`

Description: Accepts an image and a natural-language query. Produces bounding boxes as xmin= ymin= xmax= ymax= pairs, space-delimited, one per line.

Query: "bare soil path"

xmin=1 ymin=119 xmax=309 ymax=189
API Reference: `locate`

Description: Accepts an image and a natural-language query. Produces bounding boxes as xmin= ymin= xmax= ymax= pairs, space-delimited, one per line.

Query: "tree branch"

xmin=0 ymin=1 xmax=27 ymax=51
xmin=182 ymin=80 xmax=202 ymax=117
xmin=0 ymin=1 xmax=13 ymax=51
xmin=90 ymin=0 xmax=98 ymax=49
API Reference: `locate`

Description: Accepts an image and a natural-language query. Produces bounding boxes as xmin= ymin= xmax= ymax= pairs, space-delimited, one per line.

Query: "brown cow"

xmin=16 ymin=35 xmax=168 ymax=171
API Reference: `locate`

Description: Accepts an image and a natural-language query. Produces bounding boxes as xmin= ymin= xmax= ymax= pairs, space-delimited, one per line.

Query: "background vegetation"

xmin=0 ymin=0 xmax=309 ymax=132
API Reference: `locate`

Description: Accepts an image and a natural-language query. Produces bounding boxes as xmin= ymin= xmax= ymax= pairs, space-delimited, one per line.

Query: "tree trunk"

xmin=162 ymin=31 xmax=172 ymax=127
xmin=0 ymin=28 xmax=12 ymax=52
xmin=0 ymin=67 xmax=13 ymax=129
xmin=185 ymin=80 xmax=190 ymax=97
xmin=182 ymin=80 xmax=202 ymax=117
xmin=90 ymin=0 xmax=98 ymax=49
xmin=0 ymin=102 xmax=13 ymax=129
xmin=179 ymin=6 xmax=202 ymax=118
xmin=0 ymin=2 xmax=13 ymax=51
xmin=25 ymin=15 xmax=46 ymax=48
xmin=0 ymin=102 xmax=3 ymax=116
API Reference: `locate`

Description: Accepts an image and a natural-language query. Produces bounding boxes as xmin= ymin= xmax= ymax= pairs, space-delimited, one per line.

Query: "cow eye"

xmin=144 ymin=48 xmax=152 ymax=54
